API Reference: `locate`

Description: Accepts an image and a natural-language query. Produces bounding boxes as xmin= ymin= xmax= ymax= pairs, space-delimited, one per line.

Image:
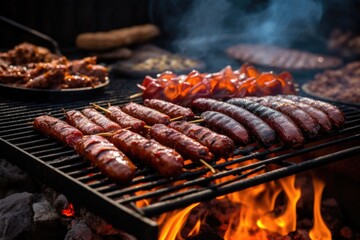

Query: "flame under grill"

xmin=0 ymin=87 xmax=359 ymax=239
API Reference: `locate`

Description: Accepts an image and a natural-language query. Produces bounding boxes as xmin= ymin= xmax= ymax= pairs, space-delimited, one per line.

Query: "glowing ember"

xmin=61 ymin=203 xmax=75 ymax=217
xmin=309 ymin=177 xmax=332 ymax=240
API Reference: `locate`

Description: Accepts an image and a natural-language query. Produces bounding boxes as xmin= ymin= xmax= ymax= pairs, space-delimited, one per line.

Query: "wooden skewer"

xmin=199 ymin=159 xmax=216 ymax=174
xmin=188 ymin=118 xmax=204 ymax=124
xmin=90 ymin=103 xmax=111 ymax=114
xmin=129 ymin=92 xmax=143 ymax=99
xmin=170 ymin=116 xmax=184 ymax=122
xmin=107 ymin=102 xmax=112 ymax=107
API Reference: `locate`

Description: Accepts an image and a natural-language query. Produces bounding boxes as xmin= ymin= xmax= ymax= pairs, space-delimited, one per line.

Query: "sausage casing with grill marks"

xmin=168 ymin=121 xmax=235 ymax=158
xmin=227 ymin=98 xmax=304 ymax=148
xmin=75 ymin=135 xmax=136 ymax=183
xmin=122 ymin=102 xmax=170 ymax=125
xmin=262 ymin=96 xmax=333 ymax=133
xmin=149 ymin=124 xmax=214 ymax=162
xmin=109 ymin=129 xmax=183 ymax=177
xmin=33 ymin=115 xmax=83 ymax=148
xmin=106 ymin=106 xmax=145 ymax=133
xmin=65 ymin=110 xmax=104 ymax=134
xmin=191 ymin=98 xmax=275 ymax=147
xmin=144 ymin=99 xmax=195 ymax=120
xmin=281 ymin=95 xmax=345 ymax=128
xmin=201 ymin=111 xmax=250 ymax=145
xmin=81 ymin=108 xmax=121 ymax=132
xmin=248 ymin=97 xmax=320 ymax=139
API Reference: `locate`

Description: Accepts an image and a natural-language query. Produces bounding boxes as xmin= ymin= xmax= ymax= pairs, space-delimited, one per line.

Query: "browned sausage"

xmin=122 ymin=102 xmax=171 ymax=125
xmin=81 ymin=108 xmax=121 ymax=132
xmin=191 ymin=98 xmax=275 ymax=147
xmin=143 ymin=99 xmax=195 ymax=120
xmin=108 ymin=129 xmax=183 ymax=177
xmin=33 ymin=115 xmax=83 ymax=148
xmin=75 ymin=135 xmax=136 ymax=183
xmin=65 ymin=110 xmax=104 ymax=134
xmin=227 ymin=98 xmax=304 ymax=148
xmin=200 ymin=111 xmax=250 ymax=145
xmin=281 ymin=95 xmax=345 ymax=128
xmin=168 ymin=121 xmax=235 ymax=158
xmin=149 ymin=124 xmax=214 ymax=162
xmin=261 ymin=96 xmax=333 ymax=133
xmin=247 ymin=97 xmax=320 ymax=139
xmin=106 ymin=106 xmax=145 ymax=133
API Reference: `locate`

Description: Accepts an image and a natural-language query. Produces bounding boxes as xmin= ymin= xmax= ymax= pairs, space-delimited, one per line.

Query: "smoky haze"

xmin=150 ymin=0 xmax=326 ymax=69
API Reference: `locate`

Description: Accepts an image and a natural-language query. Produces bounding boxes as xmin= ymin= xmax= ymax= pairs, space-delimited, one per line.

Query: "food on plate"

xmin=144 ymin=99 xmax=195 ymax=120
xmin=227 ymin=98 xmax=305 ymax=149
xmin=139 ymin=64 xmax=296 ymax=106
xmin=226 ymin=44 xmax=343 ymax=70
xmin=130 ymin=54 xmax=201 ymax=72
xmin=328 ymin=29 xmax=360 ymax=57
xmin=64 ymin=110 xmax=105 ymax=135
xmin=191 ymin=98 xmax=272 ymax=147
xmin=246 ymin=97 xmax=321 ymax=139
xmin=81 ymin=108 xmax=122 ymax=132
xmin=281 ymin=95 xmax=345 ymax=128
xmin=108 ymin=129 xmax=184 ymax=177
xmin=305 ymin=61 xmax=360 ymax=103
xmin=75 ymin=135 xmax=136 ymax=183
xmin=0 ymin=43 xmax=108 ymax=89
xmin=168 ymin=121 xmax=235 ymax=158
xmin=33 ymin=115 xmax=83 ymax=148
xmin=149 ymin=124 xmax=214 ymax=162
xmin=122 ymin=102 xmax=171 ymax=125
xmin=76 ymin=24 xmax=160 ymax=50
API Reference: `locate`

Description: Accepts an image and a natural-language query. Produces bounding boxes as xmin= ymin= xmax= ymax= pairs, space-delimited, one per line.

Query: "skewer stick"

xmin=188 ymin=118 xmax=204 ymax=124
xmin=90 ymin=103 xmax=111 ymax=114
xmin=107 ymin=102 xmax=111 ymax=107
xmin=199 ymin=159 xmax=216 ymax=174
xmin=170 ymin=116 xmax=184 ymax=122
xmin=129 ymin=92 xmax=143 ymax=99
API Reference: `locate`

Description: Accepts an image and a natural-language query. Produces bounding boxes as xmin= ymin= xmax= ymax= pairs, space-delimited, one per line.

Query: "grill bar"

xmin=0 ymin=89 xmax=359 ymax=239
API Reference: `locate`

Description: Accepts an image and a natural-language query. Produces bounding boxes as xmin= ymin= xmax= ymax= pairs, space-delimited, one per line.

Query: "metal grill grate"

xmin=0 ymin=85 xmax=359 ymax=239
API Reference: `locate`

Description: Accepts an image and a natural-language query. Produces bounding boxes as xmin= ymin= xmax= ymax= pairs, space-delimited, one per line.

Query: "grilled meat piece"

xmin=149 ymin=124 xmax=214 ymax=162
xmin=143 ymin=99 xmax=195 ymax=120
xmin=281 ymin=95 xmax=345 ymax=128
xmin=191 ymin=98 xmax=275 ymax=147
xmin=122 ymin=102 xmax=171 ymax=125
xmin=68 ymin=56 xmax=107 ymax=82
xmin=109 ymin=129 xmax=184 ymax=177
xmin=24 ymin=65 xmax=66 ymax=89
xmin=33 ymin=115 xmax=83 ymax=147
xmin=201 ymin=111 xmax=251 ymax=145
xmin=247 ymin=97 xmax=321 ymax=139
xmin=106 ymin=106 xmax=145 ymax=133
xmin=65 ymin=110 xmax=105 ymax=134
xmin=261 ymin=96 xmax=333 ymax=133
xmin=75 ymin=135 xmax=136 ymax=183
xmin=81 ymin=108 xmax=121 ymax=132
xmin=227 ymin=98 xmax=304 ymax=148
xmin=168 ymin=121 xmax=234 ymax=158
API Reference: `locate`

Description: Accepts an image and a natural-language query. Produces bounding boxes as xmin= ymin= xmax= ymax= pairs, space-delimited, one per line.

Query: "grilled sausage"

xmin=81 ymin=108 xmax=121 ymax=132
xmin=201 ymin=111 xmax=250 ymax=145
xmin=248 ymin=97 xmax=320 ymax=139
xmin=65 ymin=110 xmax=104 ymax=134
xmin=149 ymin=124 xmax=214 ymax=162
xmin=168 ymin=121 xmax=235 ymax=158
xmin=106 ymin=106 xmax=145 ymax=133
xmin=281 ymin=95 xmax=345 ymax=128
xmin=75 ymin=135 xmax=136 ymax=183
xmin=122 ymin=102 xmax=171 ymax=125
xmin=33 ymin=115 xmax=83 ymax=148
xmin=143 ymin=99 xmax=195 ymax=120
xmin=109 ymin=129 xmax=183 ymax=177
xmin=227 ymin=98 xmax=304 ymax=148
xmin=191 ymin=98 xmax=275 ymax=147
xmin=261 ymin=96 xmax=333 ymax=133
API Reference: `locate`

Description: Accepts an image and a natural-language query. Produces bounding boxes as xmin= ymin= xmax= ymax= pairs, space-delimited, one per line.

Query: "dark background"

xmin=0 ymin=0 xmax=359 ymax=50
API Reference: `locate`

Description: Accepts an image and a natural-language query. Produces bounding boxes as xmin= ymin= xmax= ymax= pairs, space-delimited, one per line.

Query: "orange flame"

xmin=309 ymin=177 xmax=332 ymax=240
xmin=61 ymin=203 xmax=75 ymax=217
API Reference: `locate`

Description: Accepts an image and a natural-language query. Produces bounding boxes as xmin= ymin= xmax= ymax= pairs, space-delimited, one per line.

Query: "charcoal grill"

xmin=0 ymin=78 xmax=359 ymax=239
